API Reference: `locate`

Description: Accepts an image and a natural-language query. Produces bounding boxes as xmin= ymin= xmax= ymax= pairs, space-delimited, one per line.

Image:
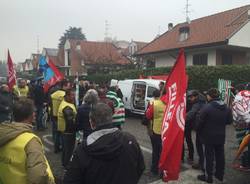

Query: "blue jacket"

xmin=197 ymin=98 xmax=232 ymax=145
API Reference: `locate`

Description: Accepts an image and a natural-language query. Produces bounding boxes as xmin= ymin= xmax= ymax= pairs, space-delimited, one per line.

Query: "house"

xmin=113 ymin=40 xmax=148 ymax=60
xmin=42 ymin=48 xmax=61 ymax=67
xmin=59 ymin=39 xmax=132 ymax=76
xmin=20 ymin=53 xmax=41 ymax=72
xmin=136 ymin=5 xmax=250 ymax=68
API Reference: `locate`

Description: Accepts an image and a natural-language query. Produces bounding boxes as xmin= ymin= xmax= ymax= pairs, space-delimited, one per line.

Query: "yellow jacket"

xmin=57 ymin=100 xmax=77 ymax=132
xmin=51 ymin=90 xmax=65 ymax=117
xmin=13 ymin=85 xmax=29 ymax=97
xmin=152 ymin=99 xmax=166 ymax=135
xmin=0 ymin=123 xmax=54 ymax=184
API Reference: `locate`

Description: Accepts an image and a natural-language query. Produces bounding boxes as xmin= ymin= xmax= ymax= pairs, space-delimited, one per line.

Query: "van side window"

xmin=147 ymin=87 xmax=157 ymax=98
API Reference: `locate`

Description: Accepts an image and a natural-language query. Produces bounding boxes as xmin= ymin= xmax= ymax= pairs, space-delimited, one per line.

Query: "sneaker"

xmin=232 ymin=164 xmax=250 ymax=172
xmin=197 ymin=174 xmax=213 ymax=183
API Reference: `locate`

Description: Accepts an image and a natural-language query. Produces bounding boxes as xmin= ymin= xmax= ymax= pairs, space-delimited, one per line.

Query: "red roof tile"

xmin=70 ymin=40 xmax=131 ymax=65
xmin=137 ymin=5 xmax=250 ymax=55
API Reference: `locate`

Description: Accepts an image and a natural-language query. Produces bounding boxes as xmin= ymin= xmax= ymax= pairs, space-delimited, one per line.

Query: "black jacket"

xmin=197 ymin=99 xmax=232 ymax=145
xmin=63 ymin=128 xmax=145 ymax=184
xmin=63 ymin=106 xmax=77 ymax=133
xmin=0 ymin=91 xmax=13 ymax=123
xmin=33 ymin=84 xmax=45 ymax=106
xmin=186 ymin=94 xmax=206 ymax=130
xmin=76 ymin=103 xmax=92 ymax=138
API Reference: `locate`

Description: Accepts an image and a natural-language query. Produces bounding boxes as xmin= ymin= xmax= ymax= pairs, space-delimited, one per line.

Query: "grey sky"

xmin=0 ymin=0 xmax=250 ymax=63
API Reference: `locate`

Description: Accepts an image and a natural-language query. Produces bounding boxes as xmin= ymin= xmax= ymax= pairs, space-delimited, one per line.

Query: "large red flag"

xmin=159 ymin=49 xmax=187 ymax=182
xmin=7 ymin=50 xmax=16 ymax=90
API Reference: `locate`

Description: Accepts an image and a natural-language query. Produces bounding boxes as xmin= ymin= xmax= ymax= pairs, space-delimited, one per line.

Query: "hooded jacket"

xmin=0 ymin=123 xmax=54 ymax=184
xmin=197 ymin=99 xmax=233 ymax=145
xmin=186 ymin=94 xmax=206 ymax=130
xmin=64 ymin=127 xmax=145 ymax=184
xmin=0 ymin=91 xmax=13 ymax=123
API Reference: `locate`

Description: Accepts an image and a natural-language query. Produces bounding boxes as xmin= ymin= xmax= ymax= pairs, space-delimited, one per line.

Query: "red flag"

xmin=7 ymin=50 xmax=16 ymax=90
xmin=43 ymin=58 xmax=64 ymax=92
xmin=159 ymin=49 xmax=187 ymax=182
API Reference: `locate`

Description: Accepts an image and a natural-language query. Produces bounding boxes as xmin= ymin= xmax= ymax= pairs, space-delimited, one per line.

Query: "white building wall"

xmin=154 ymin=49 xmax=216 ymax=67
xmin=229 ymin=21 xmax=250 ymax=48
xmin=186 ymin=54 xmax=193 ymax=66
xmin=208 ymin=50 xmax=216 ymax=66
xmin=155 ymin=54 xmax=176 ymax=67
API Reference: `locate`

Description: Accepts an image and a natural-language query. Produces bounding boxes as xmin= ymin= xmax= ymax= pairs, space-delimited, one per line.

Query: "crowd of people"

xmin=0 ymin=77 xmax=250 ymax=184
xmin=0 ymin=78 xmax=145 ymax=184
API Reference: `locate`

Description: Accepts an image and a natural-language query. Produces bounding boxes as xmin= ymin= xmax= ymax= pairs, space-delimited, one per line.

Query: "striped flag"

xmin=218 ymin=79 xmax=232 ymax=106
xmin=7 ymin=50 xmax=16 ymax=90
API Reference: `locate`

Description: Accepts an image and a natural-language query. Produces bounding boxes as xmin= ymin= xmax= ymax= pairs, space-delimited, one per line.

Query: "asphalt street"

xmin=37 ymin=115 xmax=250 ymax=184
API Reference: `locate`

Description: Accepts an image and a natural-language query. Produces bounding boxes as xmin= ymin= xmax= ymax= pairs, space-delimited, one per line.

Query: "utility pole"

xmin=37 ymin=35 xmax=40 ymax=54
xmin=105 ymin=20 xmax=109 ymax=41
xmin=185 ymin=0 xmax=191 ymax=23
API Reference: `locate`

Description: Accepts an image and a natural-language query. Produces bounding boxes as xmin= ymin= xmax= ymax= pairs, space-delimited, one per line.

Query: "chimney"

xmin=248 ymin=9 xmax=250 ymax=19
xmin=168 ymin=23 xmax=173 ymax=31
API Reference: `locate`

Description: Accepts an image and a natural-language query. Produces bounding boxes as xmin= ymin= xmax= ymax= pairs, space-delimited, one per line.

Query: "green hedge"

xmin=86 ymin=65 xmax=250 ymax=91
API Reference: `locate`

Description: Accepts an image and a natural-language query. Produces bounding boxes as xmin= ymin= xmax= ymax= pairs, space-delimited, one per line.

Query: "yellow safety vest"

xmin=57 ymin=100 xmax=77 ymax=132
xmin=0 ymin=132 xmax=54 ymax=184
xmin=152 ymin=99 xmax=166 ymax=135
xmin=51 ymin=90 xmax=65 ymax=117
xmin=13 ymin=85 xmax=29 ymax=97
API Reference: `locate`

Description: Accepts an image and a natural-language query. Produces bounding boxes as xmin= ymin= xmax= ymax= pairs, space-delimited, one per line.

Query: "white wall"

xmin=229 ymin=21 xmax=250 ymax=48
xmin=64 ymin=40 xmax=71 ymax=66
xmin=154 ymin=49 xmax=216 ymax=67
xmin=155 ymin=53 xmax=176 ymax=67
xmin=207 ymin=50 xmax=216 ymax=66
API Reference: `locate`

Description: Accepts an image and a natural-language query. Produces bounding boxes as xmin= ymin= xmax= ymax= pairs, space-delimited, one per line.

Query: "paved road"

xmin=37 ymin=115 xmax=250 ymax=184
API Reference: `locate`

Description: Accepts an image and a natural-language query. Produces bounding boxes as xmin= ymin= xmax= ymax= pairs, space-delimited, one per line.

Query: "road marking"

xmin=140 ymin=145 xmax=152 ymax=154
xmin=42 ymin=135 xmax=53 ymax=146
xmin=42 ymin=134 xmax=53 ymax=152
xmin=44 ymin=146 xmax=50 ymax=152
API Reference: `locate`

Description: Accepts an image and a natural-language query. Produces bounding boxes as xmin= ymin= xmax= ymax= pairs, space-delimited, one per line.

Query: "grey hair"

xmin=83 ymin=89 xmax=99 ymax=104
xmin=89 ymin=102 xmax=113 ymax=128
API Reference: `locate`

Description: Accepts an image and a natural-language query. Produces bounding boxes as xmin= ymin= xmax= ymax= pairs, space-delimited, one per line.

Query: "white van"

xmin=113 ymin=79 xmax=164 ymax=115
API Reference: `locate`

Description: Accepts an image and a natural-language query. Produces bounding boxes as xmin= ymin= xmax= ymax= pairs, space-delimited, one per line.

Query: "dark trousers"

xmin=51 ymin=117 xmax=62 ymax=152
xmin=205 ymin=144 xmax=225 ymax=180
xmin=62 ymin=133 xmax=76 ymax=168
xmin=36 ymin=105 xmax=44 ymax=130
xmin=150 ymin=133 xmax=162 ymax=173
xmin=196 ymin=133 xmax=204 ymax=170
xmin=184 ymin=126 xmax=194 ymax=160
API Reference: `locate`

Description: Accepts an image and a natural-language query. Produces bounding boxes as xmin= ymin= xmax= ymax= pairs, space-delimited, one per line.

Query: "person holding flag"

xmin=146 ymin=89 xmax=166 ymax=175
xmin=159 ymin=49 xmax=188 ymax=182
xmin=38 ymin=55 xmax=66 ymax=153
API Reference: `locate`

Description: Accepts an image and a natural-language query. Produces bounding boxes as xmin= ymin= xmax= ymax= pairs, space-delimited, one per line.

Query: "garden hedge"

xmin=86 ymin=65 xmax=250 ymax=91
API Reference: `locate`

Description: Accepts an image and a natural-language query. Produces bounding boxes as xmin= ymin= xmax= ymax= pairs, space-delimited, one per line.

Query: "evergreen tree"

xmin=58 ymin=27 xmax=86 ymax=48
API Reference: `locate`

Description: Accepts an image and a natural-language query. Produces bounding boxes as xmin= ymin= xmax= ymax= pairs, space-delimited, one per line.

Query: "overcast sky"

xmin=0 ymin=0 xmax=250 ymax=63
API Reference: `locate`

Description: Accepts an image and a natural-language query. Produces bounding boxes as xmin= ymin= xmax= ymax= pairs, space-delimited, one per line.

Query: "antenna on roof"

xmin=185 ymin=0 xmax=191 ymax=24
xmin=155 ymin=26 xmax=162 ymax=38
xmin=37 ymin=35 xmax=40 ymax=54
xmin=104 ymin=20 xmax=112 ymax=42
